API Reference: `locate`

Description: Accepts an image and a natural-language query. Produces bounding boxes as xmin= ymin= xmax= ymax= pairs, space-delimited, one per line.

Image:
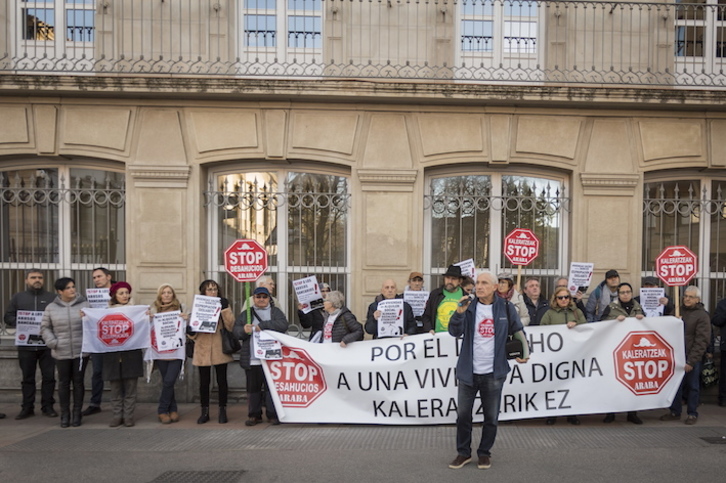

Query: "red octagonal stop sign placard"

xmin=224 ymin=239 xmax=268 ymax=283
xmin=613 ymin=331 xmax=675 ymax=396
xmin=98 ymin=313 xmax=134 ymax=347
xmin=267 ymin=346 xmax=327 ymax=408
xmin=504 ymin=228 xmax=540 ymax=266
xmin=656 ymin=245 xmax=698 ymax=287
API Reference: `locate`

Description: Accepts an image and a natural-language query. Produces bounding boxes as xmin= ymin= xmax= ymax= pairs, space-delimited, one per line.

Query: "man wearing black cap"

xmin=585 ymin=269 xmax=620 ymax=322
xmin=422 ymin=265 xmax=464 ymax=333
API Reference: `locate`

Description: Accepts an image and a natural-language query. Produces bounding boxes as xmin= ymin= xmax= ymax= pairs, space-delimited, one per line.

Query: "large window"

xmin=0 ymin=165 xmax=126 ymax=336
xmin=242 ymin=0 xmax=322 ymax=62
xmin=205 ymin=168 xmax=349 ymax=330
xmin=675 ymin=0 xmax=726 ymax=76
xmin=642 ymin=176 xmax=726 ymax=310
xmin=425 ymin=171 xmax=568 ymax=292
xmin=21 ymin=0 xmax=95 ymax=42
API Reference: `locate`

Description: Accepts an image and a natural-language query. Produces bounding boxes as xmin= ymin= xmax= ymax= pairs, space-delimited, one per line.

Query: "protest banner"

xmin=454 ymin=259 xmax=476 ymax=278
xmin=82 ymin=305 xmax=151 ymax=353
xmin=293 ymin=275 xmax=324 ymax=314
xmin=145 ymin=311 xmax=186 ymax=361
xmin=404 ymin=290 xmax=429 ymax=318
xmin=567 ymin=262 xmax=594 ymax=295
xmin=86 ymin=288 xmax=111 ymax=309
xmin=14 ymin=310 xmax=45 ymax=346
xmin=376 ymin=299 xmax=405 ymax=338
xmin=189 ymin=294 xmax=222 ymax=333
xmin=261 ymin=317 xmax=685 ymax=424
xmin=639 ymin=288 xmax=666 ymax=318
xmin=255 ymin=330 xmax=283 ymax=360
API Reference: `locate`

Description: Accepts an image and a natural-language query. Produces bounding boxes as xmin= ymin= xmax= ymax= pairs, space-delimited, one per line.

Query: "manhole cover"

xmin=700 ymin=436 xmax=726 ymax=444
xmin=150 ymin=470 xmax=245 ymax=482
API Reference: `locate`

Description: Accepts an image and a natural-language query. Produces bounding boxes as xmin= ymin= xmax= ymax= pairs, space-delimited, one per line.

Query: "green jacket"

xmin=601 ymin=299 xmax=645 ymax=320
xmin=540 ymin=305 xmax=586 ymax=326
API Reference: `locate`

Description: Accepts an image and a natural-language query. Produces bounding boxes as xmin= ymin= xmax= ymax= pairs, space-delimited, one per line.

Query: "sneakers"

xmin=477 ymin=455 xmax=492 ymax=469
xmin=626 ymin=413 xmax=643 ymax=425
xmin=685 ymin=415 xmax=698 ymax=425
xmin=659 ymin=412 xmax=680 ymax=421
xmin=158 ymin=413 xmax=172 ymax=424
xmin=82 ymin=406 xmax=101 ymax=417
xmin=448 ymin=455 xmax=471 ymax=469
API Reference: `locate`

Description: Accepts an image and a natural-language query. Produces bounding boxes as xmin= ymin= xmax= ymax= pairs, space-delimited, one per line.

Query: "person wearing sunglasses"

xmin=600 ymin=282 xmax=645 ymax=424
xmin=540 ymin=286 xmax=586 ymax=425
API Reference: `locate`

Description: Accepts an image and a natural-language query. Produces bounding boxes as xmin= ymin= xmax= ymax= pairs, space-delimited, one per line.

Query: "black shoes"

xmin=15 ymin=408 xmax=35 ymax=420
xmin=567 ymin=416 xmax=581 ymax=425
xmin=448 ymin=455 xmax=471 ymax=469
xmin=602 ymin=413 xmax=615 ymax=423
xmin=244 ymin=417 xmax=263 ymax=427
xmin=42 ymin=407 xmax=58 ymax=418
xmin=218 ymin=406 xmax=228 ymax=424
xmin=546 ymin=417 xmax=556 ymax=425
xmin=60 ymin=412 xmax=70 ymax=428
xmin=626 ymin=413 xmax=643 ymax=425
xmin=82 ymin=406 xmax=101 ymax=417
xmin=197 ymin=406 xmax=210 ymax=424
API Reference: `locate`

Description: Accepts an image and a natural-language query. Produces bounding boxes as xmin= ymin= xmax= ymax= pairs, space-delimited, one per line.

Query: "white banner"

xmin=82 ymin=305 xmax=151 ymax=353
xmin=189 ymin=295 xmax=221 ymax=333
xmin=376 ymin=299 xmax=405 ymax=338
xmin=86 ymin=288 xmax=111 ymax=309
xmin=403 ymin=290 xmax=429 ymax=318
xmin=293 ymin=275 xmax=324 ymax=314
xmin=15 ymin=310 xmax=45 ymax=347
xmin=262 ymin=317 xmax=686 ymax=425
xmin=145 ymin=311 xmax=186 ymax=361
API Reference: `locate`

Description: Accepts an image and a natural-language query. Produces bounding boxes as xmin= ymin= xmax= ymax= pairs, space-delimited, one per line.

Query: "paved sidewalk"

xmin=1 ymin=401 xmax=725 ymax=483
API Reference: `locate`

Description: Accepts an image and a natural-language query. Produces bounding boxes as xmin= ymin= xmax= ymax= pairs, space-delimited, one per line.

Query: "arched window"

xmin=424 ymin=170 xmax=569 ymax=293
xmin=204 ymin=166 xmax=350 ymax=328
xmin=0 ymin=165 xmax=126 ymax=336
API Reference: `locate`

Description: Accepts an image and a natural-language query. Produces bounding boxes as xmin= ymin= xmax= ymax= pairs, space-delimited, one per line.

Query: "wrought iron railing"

xmin=2 ymin=1 xmax=726 ymax=87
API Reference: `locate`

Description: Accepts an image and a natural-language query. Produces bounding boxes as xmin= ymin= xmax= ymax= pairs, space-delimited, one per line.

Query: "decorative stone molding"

xmin=357 ymin=169 xmax=418 ymax=192
xmin=580 ymin=173 xmax=640 ymax=197
xmin=128 ymin=165 xmax=191 ymax=188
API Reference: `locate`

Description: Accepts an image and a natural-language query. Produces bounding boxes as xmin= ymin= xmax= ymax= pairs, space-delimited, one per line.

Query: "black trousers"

xmin=18 ymin=349 xmax=56 ymax=410
xmin=198 ymin=364 xmax=228 ymax=407
xmin=55 ymin=357 xmax=88 ymax=414
xmin=245 ymin=365 xmax=276 ymax=419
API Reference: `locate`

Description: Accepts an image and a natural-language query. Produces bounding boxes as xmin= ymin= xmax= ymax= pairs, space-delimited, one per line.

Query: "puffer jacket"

xmin=540 ymin=305 xmax=586 ymax=326
xmin=681 ymin=302 xmax=712 ymax=367
xmin=323 ymin=306 xmax=363 ymax=344
xmin=40 ymin=295 xmax=90 ymax=360
xmin=234 ymin=306 xmax=289 ymax=370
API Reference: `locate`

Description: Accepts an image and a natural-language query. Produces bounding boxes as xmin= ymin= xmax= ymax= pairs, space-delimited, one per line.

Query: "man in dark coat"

xmin=422 ymin=264 xmax=464 ymax=333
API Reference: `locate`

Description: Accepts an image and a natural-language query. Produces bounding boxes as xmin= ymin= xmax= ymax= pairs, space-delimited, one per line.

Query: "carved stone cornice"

xmin=357 ymin=169 xmax=417 ymax=192
xmin=580 ymin=173 xmax=640 ymax=196
xmin=128 ymin=165 xmax=191 ymax=188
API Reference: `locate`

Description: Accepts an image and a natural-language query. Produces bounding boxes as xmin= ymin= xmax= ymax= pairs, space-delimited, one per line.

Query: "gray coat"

xmin=234 ymin=306 xmax=289 ymax=370
xmin=41 ymin=295 xmax=89 ymax=360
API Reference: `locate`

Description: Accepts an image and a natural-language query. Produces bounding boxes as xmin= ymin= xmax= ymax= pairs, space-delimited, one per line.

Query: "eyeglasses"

xmin=619 ymin=290 xmax=632 ymax=294
xmin=556 ymin=295 xmax=570 ymax=300
xmin=411 ymin=277 xmax=423 ymax=282
xmin=254 ymin=294 xmax=269 ymax=299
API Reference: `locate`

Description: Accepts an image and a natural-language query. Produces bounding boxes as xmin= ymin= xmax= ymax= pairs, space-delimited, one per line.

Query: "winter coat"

xmin=586 ymin=280 xmax=618 ymax=322
xmin=4 ymin=287 xmax=56 ymax=352
xmin=190 ymin=307 xmax=235 ymax=367
xmin=40 ymin=295 xmax=89 ymax=360
xmin=449 ymin=297 xmax=525 ymax=385
xmin=681 ymin=302 xmax=712 ymax=367
xmin=365 ymin=297 xmax=417 ymax=338
xmin=711 ymin=297 xmax=726 ymax=352
xmin=234 ymin=305 xmax=289 ymax=370
xmin=540 ymin=305 xmax=586 ymax=326
xmin=101 ymin=302 xmax=144 ymax=381
xmin=523 ymin=295 xmax=550 ymax=326
xmin=600 ymin=299 xmax=645 ymax=321
xmin=321 ymin=306 xmax=364 ymax=345
xmin=298 ymin=308 xmax=325 ymax=341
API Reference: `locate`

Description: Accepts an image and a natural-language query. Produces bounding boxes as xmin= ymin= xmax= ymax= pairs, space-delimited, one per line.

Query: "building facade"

xmin=1 ymin=0 xmax=725 ymax=402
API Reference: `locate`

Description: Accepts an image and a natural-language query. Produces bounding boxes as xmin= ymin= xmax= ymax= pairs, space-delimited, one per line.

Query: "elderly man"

xmin=585 ymin=269 xmax=620 ymax=322
xmin=422 ymin=265 xmax=464 ymax=333
xmin=4 ymin=270 xmax=57 ymax=420
xmin=522 ymin=277 xmax=549 ymax=326
xmin=448 ymin=271 xmax=529 ymax=470
xmin=365 ymin=279 xmax=416 ymax=338
xmin=660 ymin=286 xmax=711 ymax=425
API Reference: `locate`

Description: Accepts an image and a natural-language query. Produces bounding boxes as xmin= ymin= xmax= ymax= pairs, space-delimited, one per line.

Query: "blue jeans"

xmin=88 ymin=353 xmax=104 ymax=407
xmin=156 ymin=359 xmax=182 ymax=414
xmin=670 ymin=361 xmax=702 ymax=417
xmin=456 ymin=373 xmax=506 ymax=458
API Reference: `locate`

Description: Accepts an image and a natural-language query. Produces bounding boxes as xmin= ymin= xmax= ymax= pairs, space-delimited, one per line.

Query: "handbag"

xmin=220 ymin=322 xmax=241 ymax=355
xmin=185 ymin=336 xmax=195 ymax=358
xmin=701 ymin=358 xmax=718 ymax=387
xmin=503 ymin=301 xmax=525 ymax=360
